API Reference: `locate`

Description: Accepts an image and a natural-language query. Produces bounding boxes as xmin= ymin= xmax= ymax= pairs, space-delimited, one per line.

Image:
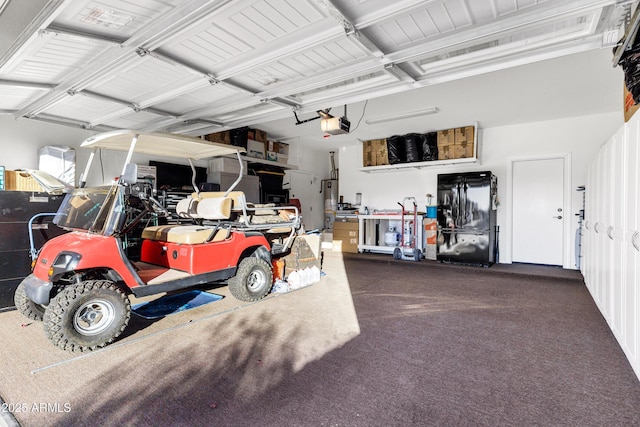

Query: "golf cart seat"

xmin=141 ymin=224 xmax=230 ymax=244
xmin=175 ymin=194 xmax=232 ymax=220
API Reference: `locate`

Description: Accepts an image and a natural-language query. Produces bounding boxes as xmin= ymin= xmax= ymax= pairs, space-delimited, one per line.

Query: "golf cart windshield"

xmin=54 ymin=185 xmax=125 ymax=235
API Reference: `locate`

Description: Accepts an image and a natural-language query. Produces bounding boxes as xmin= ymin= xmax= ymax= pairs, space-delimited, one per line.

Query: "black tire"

xmin=43 ymin=280 xmax=131 ymax=353
xmin=413 ymin=248 xmax=422 ymax=261
xmin=393 ymin=247 xmax=402 ymax=260
xmin=228 ymin=257 xmax=273 ymax=302
xmin=14 ymin=281 xmax=46 ymax=321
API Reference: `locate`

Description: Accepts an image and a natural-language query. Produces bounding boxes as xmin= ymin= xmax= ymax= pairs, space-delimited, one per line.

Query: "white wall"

xmin=284 ymin=141 xmax=333 ymax=231
xmin=0 ymin=116 xmax=331 ymax=230
xmin=0 ymin=116 xmax=94 ymax=171
xmin=338 ymin=112 xmax=622 ymax=268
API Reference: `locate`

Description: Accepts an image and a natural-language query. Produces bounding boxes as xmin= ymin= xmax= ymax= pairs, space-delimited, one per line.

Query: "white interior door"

xmin=512 ymin=157 xmax=564 ymax=265
xmin=284 ymin=170 xmax=322 ymax=230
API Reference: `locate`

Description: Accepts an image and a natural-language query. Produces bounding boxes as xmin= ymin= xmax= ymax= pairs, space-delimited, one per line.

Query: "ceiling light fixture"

xmin=365 ymin=107 xmax=439 ymax=125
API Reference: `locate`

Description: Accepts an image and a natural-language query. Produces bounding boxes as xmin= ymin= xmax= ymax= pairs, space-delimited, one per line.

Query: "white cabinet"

xmin=583 ymin=112 xmax=640 ymax=380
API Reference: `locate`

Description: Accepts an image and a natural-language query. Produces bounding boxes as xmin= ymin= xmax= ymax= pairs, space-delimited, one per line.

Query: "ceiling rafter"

xmin=12 ymin=0 xmax=235 ymax=120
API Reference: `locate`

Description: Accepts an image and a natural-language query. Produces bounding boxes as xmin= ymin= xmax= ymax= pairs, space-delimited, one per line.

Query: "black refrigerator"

xmin=436 ymin=171 xmax=498 ymax=267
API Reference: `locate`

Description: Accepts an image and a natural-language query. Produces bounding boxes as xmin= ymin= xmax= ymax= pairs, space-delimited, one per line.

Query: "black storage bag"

xmin=422 ymin=132 xmax=438 ymax=161
xmin=404 ymin=133 xmax=422 ymax=163
xmin=386 ymin=135 xmax=405 ymax=164
xmin=230 ymin=126 xmax=249 ymax=148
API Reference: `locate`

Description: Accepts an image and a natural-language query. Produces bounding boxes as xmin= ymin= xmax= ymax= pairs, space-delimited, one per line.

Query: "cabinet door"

xmin=610 ymin=126 xmax=627 ymax=337
xmin=584 ymin=161 xmax=596 ymax=293
xmin=623 ymin=117 xmax=640 ymax=369
xmin=595 ymin=143 xmax=610 ymax=318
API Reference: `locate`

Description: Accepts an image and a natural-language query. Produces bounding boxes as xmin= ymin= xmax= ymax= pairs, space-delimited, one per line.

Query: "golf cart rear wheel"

xmin=393 ymin=247 xmax=402 ymax=260
xmin=14 ymin=281 xmax=46 ymax=321
xmin=228 ymin=257 xmax=273 ymax=302
xmin=43 ymin=280 xmax=130 ymax=353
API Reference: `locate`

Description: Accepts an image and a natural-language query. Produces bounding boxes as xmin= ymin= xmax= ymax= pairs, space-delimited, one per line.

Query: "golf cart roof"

xmin=81 ymin=130 xmax=245 ymax=160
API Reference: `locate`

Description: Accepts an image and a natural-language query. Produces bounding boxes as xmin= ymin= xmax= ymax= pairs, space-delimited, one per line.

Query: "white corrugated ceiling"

xmin=0 ymin=0 xmax=635 ymax=146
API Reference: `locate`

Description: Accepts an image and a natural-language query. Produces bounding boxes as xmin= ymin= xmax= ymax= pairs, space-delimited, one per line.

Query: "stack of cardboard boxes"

xmin=436 ymin=125 xmax=475 ymax=160
xmin=362 ymin=139 xmax=389 ymax=167
xmin=204 ymin=128 xmax=289 ymax=164
xmin=332 ymin=218 xmax=359 ymax=253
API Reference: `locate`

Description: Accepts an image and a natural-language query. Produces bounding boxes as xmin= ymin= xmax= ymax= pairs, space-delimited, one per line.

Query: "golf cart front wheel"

xmin=14 ymin=281 xmax=46 ymax=321
xmin=43 ymin=280 xmax=130 ymax=353
xmin=393 ymin=248 xmax=402 ymax=260
xmin=228 ymin=257 xmax=273 ymax=302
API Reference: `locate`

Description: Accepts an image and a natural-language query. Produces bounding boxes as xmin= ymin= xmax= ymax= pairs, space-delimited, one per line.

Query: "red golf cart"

xmin=14 ymin=130 xmax=300 ymax=352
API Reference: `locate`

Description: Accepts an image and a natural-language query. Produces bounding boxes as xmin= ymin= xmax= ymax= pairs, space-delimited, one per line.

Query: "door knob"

xmin=553 ymin=215 xmax=562 ymax=219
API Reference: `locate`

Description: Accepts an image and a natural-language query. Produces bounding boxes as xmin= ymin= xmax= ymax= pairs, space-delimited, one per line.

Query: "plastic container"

xmin=310 ymin=265 xmax=321 ymax=283
xmin=302 ymin=267 xmax=313 ymax=286
xmin=288 ymin=270 xmax=301 ymax=289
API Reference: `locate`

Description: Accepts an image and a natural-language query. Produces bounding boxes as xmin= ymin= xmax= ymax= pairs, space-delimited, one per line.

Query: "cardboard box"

xmin=247 ymin=139 xmax=265 ymax=159
xmin=332 ymin=218 xmax=359 ymax=253
xmin=248 ymin=128 xmax=267 ymax=143
xmin=333 ymin=229 xmax=358 ymax=239
xmin=204 ymin=131 xmax=231 ymax=145
xmin=278 ymin=142 xmax=289 ymax=156
xmin=454 ymin=126 xmax=475 ymax=158
xmin=281 ymin=235 xmax=322 ymax=275
xmin=334 ymin=239 xmax=358 ymax=254
xmin=332 ymin=238 xmax=358 ymax=253
xmin=363 ymin=140 xmax=375 ymax=167
xmin=362 ymin=139 xmax=389 ymax=166
xmin=278 ymin=154 xmax=289 ymax=164
xmin=437 ymin=143 xmax=455 ymax=160
xmin=437 ymin=129 xmax=454 ymax=146
xmin=267 ymin=140 xmax=288 ymax=155
xmin=333 ymin=218 xmax=358 ymax=229
xmin=454 ymin=126 xmax=474 ymax=145
xmin=5 ymin=170 xmax=44 ymax=192
xmin=454 ymin=141 xmax=474 ymax=159
xmin=437 ymin=129 xmax=455 ymax=160
xmin=374 ymin=139 xmax=389 ymax=165
xmin=624 ymin=83 xmax=639 ymax=123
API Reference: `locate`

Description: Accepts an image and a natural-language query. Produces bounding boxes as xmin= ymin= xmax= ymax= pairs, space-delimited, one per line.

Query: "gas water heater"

xmin=321 ymin=151 xmax=339 ymax=230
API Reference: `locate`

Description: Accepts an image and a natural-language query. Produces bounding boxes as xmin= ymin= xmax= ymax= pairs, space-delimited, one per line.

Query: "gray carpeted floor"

xmin=216 ymin=254 xmax=640 ymax=426
xmin=1 ymin=251 xmax=639 ymax=426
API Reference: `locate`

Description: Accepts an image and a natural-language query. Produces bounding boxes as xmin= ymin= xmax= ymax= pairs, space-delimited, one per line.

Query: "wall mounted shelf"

xmin=359 ymin=122 xmax=479 ymax=173
xmin=242 ymin=155 xmax=298 ymax=170
xmin=360 ymin=157 xmax=478 ymax=173
xmin=219 ymin=154 xmax=298 ymax=170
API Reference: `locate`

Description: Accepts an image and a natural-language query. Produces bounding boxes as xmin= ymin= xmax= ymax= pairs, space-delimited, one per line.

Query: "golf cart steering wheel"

xmin=140 ymin=193 xmax=170 ymax=217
